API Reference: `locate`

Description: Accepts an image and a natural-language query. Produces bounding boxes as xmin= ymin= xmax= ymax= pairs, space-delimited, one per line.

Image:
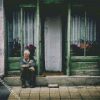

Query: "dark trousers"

xmin=21 ymin=68 xmax=36 ymax=86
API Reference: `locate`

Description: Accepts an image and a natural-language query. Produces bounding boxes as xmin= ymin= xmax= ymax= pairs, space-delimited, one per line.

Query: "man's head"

xmin=24 ymin=50 xmax=30 ymax=60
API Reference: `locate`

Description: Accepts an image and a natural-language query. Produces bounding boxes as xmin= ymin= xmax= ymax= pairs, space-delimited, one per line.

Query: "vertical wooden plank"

xmin=84 ymin=12 xmax=87 ymax=56
xmin=67 ymin=4 xmax=71 ymax=76
xmin=36 ymin=0 xmax=41 ymax=75
xmin=20 ymin=8 xmax=23 ymax=57
xmin=23 ymin=9 xmax=26 ymax=47
xmin=94 ymin=21 xmax=96 ymax=41
xmin=18 ymin=10 xmax=20 ymax=42
xmin=0 ymin=0 xmax=4 ymax=76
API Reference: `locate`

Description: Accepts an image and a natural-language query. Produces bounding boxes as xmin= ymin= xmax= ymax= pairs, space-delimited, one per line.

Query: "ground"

xmin=1 ymin=85 xmax=100 ymax=100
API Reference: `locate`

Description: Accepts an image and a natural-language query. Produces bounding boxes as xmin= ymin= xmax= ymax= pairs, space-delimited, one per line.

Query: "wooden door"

xmin=44 ymin=16 xmax=62 ymax=71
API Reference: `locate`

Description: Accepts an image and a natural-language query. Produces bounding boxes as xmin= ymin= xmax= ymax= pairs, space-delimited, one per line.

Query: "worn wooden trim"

xmin=67 ymin=4 xmax=71 ymax=76
xmin=71 ymin=56 xmax=100 ymax=62
xmin=84 ymin=11 xmax=87 ymax=56
xmin=8 ymin=57 xmax=21 ymax=62
xmin=8 ymin=57 xmax=21 ymax=71
xmin=20 ymin=8 xmax=23 ymax=57
xmin=71 ymin=70 xmax=100 ymax=76
xmin=19 ymin=5 xmax=36 ymax=8
xmin=36 ymin=0 xmax=41 ymax=75
xmin=41 ymin=0 xmax=64 ymax=4
xmin=71 ymin=62 xmax=99 ymax=69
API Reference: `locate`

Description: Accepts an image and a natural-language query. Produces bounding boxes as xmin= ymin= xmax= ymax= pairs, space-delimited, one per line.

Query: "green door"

xmin=6 ymin=6 xmax=35 ymax=71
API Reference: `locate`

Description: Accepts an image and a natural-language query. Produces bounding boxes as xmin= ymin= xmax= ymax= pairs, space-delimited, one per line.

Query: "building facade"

xmin=0 ymin=0 xmax=100 ymax=76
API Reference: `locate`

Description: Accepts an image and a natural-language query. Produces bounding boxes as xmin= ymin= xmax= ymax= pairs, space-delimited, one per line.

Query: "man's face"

xmin=24 ymin=53 xmax=30 ymax=60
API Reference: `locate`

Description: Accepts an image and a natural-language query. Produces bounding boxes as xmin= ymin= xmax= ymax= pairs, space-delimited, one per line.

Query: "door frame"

xmin=40 ymin=10 xmax=68 ymax=74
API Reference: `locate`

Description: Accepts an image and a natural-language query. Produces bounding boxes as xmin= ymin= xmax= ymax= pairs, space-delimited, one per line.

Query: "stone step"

xmin=48 ymin=84 xmax=59 ymax=88
xmin=3 ymin=76 xmax=100 ymax=86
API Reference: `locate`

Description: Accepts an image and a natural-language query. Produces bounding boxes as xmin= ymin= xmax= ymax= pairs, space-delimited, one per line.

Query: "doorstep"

xmin=3 ymin=76 xmax=100 ymax=86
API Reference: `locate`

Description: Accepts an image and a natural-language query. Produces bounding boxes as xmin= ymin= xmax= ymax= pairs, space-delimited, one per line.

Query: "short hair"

xmin=24 ymin=50 xmax=30 ymax=55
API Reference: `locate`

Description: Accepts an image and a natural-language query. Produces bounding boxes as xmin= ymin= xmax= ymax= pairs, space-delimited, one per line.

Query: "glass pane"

xmin=85 ymin=9 xmax=100 ymax=56
xmin=71 ymin=6 xmax=85 ymax=56
xmin=71 ymin=6 xmax=100 ymax=56
xmin=22 ymin=7 xmax=35 ymax=59
xmin=22 ymin=8 xmax=34 ymax=48
xmin=6 ymin=7 xmax=35 ymax=58
xmin=7 ymin=8 xmax=21 ymax=57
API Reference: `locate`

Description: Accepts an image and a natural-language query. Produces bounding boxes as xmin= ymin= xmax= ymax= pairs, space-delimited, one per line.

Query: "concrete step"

xmin=3 ymin=76 xmax=100 ymax=86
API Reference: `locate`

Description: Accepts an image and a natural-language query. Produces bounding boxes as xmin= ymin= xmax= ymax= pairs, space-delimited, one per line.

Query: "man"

xmin=20 ymin=50 xmax=36 ymax=88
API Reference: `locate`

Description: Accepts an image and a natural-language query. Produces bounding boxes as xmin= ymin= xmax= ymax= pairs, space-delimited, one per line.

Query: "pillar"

xmin=0 ymin=0 xmax=5 ymax=76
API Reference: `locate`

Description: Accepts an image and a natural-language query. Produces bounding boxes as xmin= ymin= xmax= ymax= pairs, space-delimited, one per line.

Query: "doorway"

xmin=40 ymin=4 xmax=67 ymax=74
xmin=44 ymin=16 xmax=62 ymax=71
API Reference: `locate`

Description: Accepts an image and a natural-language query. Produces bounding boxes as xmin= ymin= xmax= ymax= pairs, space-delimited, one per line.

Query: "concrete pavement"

xmin=7 ymin=86 xmax=100 ymax=100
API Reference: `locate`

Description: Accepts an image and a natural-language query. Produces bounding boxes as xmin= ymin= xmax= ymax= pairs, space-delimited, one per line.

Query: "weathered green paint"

xmin=71 ymin=62 xmax=99 ymax=70
xmin=8 ymin=57 xmax=21 ymax=70
xmin=84 ymin=12 xmax=87 ymax=56
xmin=8 ymin=57 xmax=21 ymax=61
xmin=42 ymin=0 xmax=64 ymax=4
xmin=67 ymin=4 xmax=71 ymax=76
xmin=71 ymin=70 xmax=100 ymax=76
xmin=70 ymin=56 xmax=100 ymax=75
xmin=71 ymin=56 xmax=100 ymax=62
xmin=36 ymin=0 xmax=41 ymax=75
xmin=19 ymin=5 xmax=36 ymax=8
xmin=8 ymin=62 xmax=20 ymax=70
xmin=20 ymin=7 xmax=23 ymax=57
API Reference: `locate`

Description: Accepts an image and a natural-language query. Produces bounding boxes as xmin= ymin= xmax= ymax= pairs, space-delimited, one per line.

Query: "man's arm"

xmin=20 ymin=60 xmax=29 ymax=68
xmin=29 ymin=60 xmax=36 ymax=71
xmin=29 ymin=60 xmax=36 ymax=67
xmin=21 ymin=64 xmax=29 ymax=68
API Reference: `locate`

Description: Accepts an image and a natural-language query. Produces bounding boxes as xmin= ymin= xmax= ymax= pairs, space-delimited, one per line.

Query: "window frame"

xmin=70 ymin=4 xmax=100 ymax=57
xmin=6 ymin=5 xmax=36 ymax=71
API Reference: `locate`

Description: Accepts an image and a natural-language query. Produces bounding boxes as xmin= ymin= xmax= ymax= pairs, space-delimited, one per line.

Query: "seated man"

xmin=20 ymin=50 xmax=36 ymax=88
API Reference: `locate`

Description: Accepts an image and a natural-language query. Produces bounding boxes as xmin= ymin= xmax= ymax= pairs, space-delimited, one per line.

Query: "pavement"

xmin=4 ymin=86 xmax=100 ymax=100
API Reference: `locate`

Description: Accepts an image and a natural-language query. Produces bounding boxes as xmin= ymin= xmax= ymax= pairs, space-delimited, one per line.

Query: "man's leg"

xmin=28 ymin=70 xmax=36 ymax=87
xmin=21 ymin=68 xmax=28 ymax=88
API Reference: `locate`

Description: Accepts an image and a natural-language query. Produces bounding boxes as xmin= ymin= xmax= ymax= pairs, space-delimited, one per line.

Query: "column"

xmin=67 ymin=4 xmax=71 ymax=76
xmin=36 ymin=0 xmax=41 ymax=75
xmin=0 ymin=0 xmax=5 ymax=76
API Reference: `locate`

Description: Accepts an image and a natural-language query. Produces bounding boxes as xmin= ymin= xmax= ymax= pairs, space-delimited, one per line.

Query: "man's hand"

xmin=29 ymin=60 xmax=33 ymax=66
xmin=29 ymin=67 xmax=35 ymax=71
xmin=21 ymin=64 xmax=29 ymax=68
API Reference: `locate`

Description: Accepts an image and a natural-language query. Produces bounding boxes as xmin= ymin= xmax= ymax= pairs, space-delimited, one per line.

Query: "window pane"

xmin=85 ymin=9 xmax=100 ymax=56
xmin=6 ymin=7 xmax=35 ymax=58
xmin=7 ymin=8 xmax=21 ymax=57
xmin=22 ymin=8 xmax=35 ymax=59
xmin=71 ymin=6 xmax=100 ymax=56
xmin=71 ymin=6 xmax=85 ymax=56
xmin=23 ymin=8 xmax=34 ymax=48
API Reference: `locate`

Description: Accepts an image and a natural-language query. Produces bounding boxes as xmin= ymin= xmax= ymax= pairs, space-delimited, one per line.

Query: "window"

xmin=6 ymin=7 xmax=35 ymax=57
xmin=7 ymin=8 xmax=21 ymax=57
xmin=71 ymin=5 xmax=100 ymax=56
